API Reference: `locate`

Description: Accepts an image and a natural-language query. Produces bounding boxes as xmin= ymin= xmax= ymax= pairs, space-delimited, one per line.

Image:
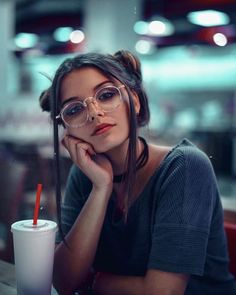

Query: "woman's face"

xmin=60 ymin=67 xmax=140 ymax=153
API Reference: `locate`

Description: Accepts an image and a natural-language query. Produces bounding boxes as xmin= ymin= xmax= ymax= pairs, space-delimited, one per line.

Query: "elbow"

xmin=53 ymin=273 xmax=78 ymax=295
xmin=53 ymin=257 xmax=87 ymax=295
xmin=148 ymin=291 xmax=181 ymax=295
xmin=144 ymin=269 xmax=188 ymax=295
xmin=53 ymin=270 xmax=72 ymax=295
xmin=53 ymin=244 xmax=91 ymax=294
xmin=53 ymin=253 xmax=78 ymax=295
xmin=53 ymin=259 xmax=83 ymax=295
xmin=145 ymin=286 xmax=184 ymax=295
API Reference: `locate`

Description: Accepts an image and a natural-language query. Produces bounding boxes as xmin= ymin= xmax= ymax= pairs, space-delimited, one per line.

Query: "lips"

xmin=92 ymin=123 xmax=115 ymax=136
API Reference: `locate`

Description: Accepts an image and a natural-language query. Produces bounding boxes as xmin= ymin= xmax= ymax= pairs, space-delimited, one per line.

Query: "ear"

xmin=132 ymin=91 xmax=141 ymax=115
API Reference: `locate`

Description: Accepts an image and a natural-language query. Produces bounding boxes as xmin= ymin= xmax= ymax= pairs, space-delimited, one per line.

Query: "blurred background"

xmin=0 ymin=0 xmax=236 ymax=262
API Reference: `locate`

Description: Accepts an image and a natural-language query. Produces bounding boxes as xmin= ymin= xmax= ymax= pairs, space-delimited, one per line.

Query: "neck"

xmin=104 ymin=138 xmax=129 ymax=174
xmin=112 ymin=137 xmax=148 ymax=183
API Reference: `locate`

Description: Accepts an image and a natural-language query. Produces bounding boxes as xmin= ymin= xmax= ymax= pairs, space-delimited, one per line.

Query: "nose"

xmin=87 ymin=99 xmax=104 ymax=122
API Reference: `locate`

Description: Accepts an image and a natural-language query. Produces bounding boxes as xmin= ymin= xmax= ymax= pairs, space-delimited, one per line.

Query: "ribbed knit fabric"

xmin=57 ymin=139 xmax=236 ymax=294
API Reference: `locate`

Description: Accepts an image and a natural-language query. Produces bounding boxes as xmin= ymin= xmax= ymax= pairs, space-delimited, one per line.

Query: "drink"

xmin=11 ymin=219 xmax=57 ymax=295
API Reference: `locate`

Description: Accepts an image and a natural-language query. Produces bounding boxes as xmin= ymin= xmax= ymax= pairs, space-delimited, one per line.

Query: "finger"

xmin=75 ymin=142 xmax=94 ymax=160
xmin=63 ymin=135 xmax=97 ymax=168
xmin=64 ymin=136 xmax=78 ymax=163
xmin=67 ymin=135 xmax=96 ymax=156
xmin=62 ymin=135 xmax=71 ymax=150
xmin=86 ymin=144 xmax=96 ymax=156
xmin=61 ymin=137 xmax=66 ymax=149
xmin=67 ymin=134 xmax=83 ymax=142
xmin=66 ymin=137 xmax=91 ymax=166
xmin=61 ymin=132 xmax=70 ymax=148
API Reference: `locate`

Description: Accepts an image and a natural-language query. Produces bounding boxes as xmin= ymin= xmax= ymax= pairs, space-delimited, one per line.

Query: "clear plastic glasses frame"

xmin=56 ymin=85 xmax=125 ymax=128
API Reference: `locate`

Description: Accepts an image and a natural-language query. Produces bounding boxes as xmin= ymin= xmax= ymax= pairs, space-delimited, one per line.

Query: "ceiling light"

xmin=187 ymin=10 xmax=230 ymax=27
xmin=135 ymin=40 xmax=154 ymax=54
xmin=149 ymin=21 xmax=166 ymax=35
xmin=134 ymin=18 xmax=174 ymax=37
xmin=53 ymin=27 xmax=73 ymax=42
xmin=15 ymin=33 xmax=39 ymax=49
xmin=134 ymin=21 xmax=149 ymax=35
xmin=213 ymin=33 xmax=228 ymax=46
xmin=148 ymin=17 xmax=174 ymax=36
xmin=70 ymin=30 xmax=85 ymax=44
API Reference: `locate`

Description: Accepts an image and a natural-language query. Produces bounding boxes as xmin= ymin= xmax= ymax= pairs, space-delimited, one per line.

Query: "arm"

xmin=53 ymin=186 xmax=111 ymax=295
xmin=93 ymin=269 xmax=189 ymax=295
xmin=53 ymin=135 xmax=113 ymax=295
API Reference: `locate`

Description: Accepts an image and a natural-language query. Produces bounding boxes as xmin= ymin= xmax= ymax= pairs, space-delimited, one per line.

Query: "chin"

xmin=92 ymin=141 xmax=114 ymax=154
xmin=92 ymin=134 xmax=129 ymax=154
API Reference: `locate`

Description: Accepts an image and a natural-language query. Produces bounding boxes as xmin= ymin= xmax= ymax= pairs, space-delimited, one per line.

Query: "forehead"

xmin=60 ymin=67 xmax=110 ymax=101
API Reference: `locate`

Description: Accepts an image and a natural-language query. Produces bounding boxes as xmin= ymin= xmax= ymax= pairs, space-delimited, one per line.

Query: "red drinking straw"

xmin=33 ymin=183 xmax=42 ymax=225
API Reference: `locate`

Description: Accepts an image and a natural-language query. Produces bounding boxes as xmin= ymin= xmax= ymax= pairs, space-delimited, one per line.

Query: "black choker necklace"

xmin=113 ymin=137 xmax=149 ymax=183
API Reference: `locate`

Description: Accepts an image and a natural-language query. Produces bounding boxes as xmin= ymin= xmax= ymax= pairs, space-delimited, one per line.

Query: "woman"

xmin=40 ymin=50 xmax=236 ymax=295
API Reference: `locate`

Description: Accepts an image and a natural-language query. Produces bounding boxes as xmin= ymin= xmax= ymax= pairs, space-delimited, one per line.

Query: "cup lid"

xmin=11 ymin=219 xmax=57 ymax=233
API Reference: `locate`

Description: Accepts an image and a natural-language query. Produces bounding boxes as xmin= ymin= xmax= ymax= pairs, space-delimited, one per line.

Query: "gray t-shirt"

xmin=57 ymin=139 xmax=236 ymax=294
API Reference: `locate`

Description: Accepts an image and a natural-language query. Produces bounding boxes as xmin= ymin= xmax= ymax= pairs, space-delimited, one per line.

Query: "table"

xmin=0 ymin=259 xmax=16 ymax=294
xmin=0 ymin=259 xmax=58 ymax=294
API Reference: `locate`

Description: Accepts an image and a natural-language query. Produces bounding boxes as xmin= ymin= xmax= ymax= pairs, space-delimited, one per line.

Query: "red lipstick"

xmin=92 ymin=123 xmax=114 ymax=136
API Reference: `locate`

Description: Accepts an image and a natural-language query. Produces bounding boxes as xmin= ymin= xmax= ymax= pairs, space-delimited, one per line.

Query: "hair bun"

xmin=39 ymin=88 xmax=51 ymax=112
xmin=113 ymin=50 xmax=142 ymax=81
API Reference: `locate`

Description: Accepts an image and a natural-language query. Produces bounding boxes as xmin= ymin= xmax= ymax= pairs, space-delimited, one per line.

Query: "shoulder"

xmin=145 ymin=138 xmax=215 ymax=187
xmin=151 ymin=139 xmax=219 ymax=226
xmin=149 ymin=138 xmax=218 ymax=194
xmin=165 ymin=138 xmax=214 ymax=175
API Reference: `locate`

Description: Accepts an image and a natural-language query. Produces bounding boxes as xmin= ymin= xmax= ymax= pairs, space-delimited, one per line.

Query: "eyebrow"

xmin=61 ymin=80 xmax=114 ymax=108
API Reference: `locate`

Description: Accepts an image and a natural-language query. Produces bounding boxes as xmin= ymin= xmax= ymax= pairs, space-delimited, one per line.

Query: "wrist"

xmin=92 ymin=184 xmax=113 ymax=200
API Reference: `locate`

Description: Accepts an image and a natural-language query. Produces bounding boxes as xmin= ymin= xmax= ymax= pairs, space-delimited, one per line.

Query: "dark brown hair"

xmin=39 ymin=50 xmax=150 ymax=238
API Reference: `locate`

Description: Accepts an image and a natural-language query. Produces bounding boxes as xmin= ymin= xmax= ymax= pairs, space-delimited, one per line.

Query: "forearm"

xmin=93 ymin=273 xmax=145 ymax=295
xmin=53 ymin=186 xmax=111 ymax=294
xmin=93 ymin=270 xmax=188 ymax=295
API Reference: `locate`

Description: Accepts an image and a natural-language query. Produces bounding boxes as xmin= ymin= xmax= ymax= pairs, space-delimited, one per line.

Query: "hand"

xmin=62 ymin=134 xmax=113 ymax=192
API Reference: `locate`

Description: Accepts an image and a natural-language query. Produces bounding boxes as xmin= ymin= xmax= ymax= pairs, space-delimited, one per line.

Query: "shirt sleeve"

xmin=148 ymin=145 xmax=218 ymax=275
xmin=56 ymin=164 xmax=92 ymax=243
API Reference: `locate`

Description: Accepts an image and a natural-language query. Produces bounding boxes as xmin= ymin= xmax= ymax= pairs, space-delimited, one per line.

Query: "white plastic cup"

xmin=11 ymin=219 xmax=57 ymax=295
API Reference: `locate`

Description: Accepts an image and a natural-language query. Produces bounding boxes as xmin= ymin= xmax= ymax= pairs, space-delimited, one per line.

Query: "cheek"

xmin=66 ymin=126 xmax=89 ymax=141
xmin=118 ymin=112 xmax=129 ymax=130
xmin=120 ymin=102 xmax=130 ymax=127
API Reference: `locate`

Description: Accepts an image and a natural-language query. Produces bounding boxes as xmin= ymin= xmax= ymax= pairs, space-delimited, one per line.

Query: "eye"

xmin=97 ymin=87 xmax=118 ymax=102
xmin=64 ymin=102 xmax=85 ymax=117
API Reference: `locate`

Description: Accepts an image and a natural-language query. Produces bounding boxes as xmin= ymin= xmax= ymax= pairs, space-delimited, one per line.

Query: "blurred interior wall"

xmin=84 ymin=0 xmax=141 ymax=53
xmin=0 ymin=0 xmax=17 ymax=100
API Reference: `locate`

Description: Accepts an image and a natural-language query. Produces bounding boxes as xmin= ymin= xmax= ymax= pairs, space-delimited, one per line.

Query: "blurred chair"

xmin=224 ymin=221 xmax=236 ymax=278
xmin=0 ymin=158 xmax=27 ymax=262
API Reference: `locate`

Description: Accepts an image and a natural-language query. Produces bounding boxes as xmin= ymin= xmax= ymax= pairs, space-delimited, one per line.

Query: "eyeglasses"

xmin=56 ymin=85 xmax=125 ymax=128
